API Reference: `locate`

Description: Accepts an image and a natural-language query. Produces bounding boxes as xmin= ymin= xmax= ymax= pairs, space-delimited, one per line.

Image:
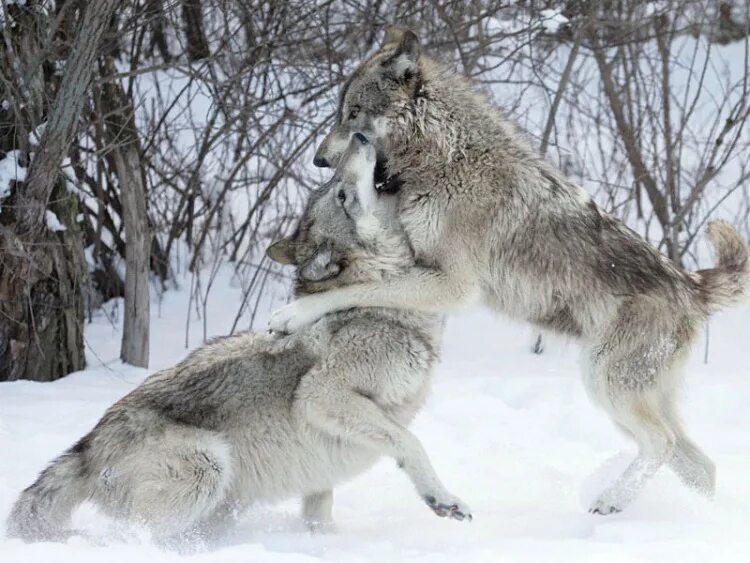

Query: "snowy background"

xmin=1 ymin=267 xmax=749 ymax=562
xmin=2 ymin=2 xmax=750 ymax=561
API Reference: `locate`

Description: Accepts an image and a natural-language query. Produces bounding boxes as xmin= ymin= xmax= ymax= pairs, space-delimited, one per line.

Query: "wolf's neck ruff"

xmin=384 ymin=59 xmax=474 ymax=179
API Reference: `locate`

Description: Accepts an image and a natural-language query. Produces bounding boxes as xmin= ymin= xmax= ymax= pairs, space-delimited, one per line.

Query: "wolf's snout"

xmin=354 ymin=132 xmax=369 ymax=145
xmin=313 ymin=155 xmax=331 ymax=168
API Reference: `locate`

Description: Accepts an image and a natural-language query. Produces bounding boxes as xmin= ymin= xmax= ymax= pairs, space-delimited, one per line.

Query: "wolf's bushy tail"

xmin=694 ymin=220 xmax=750 ymax=314
xmin=6 ymin=444 xmax=89 ymax=542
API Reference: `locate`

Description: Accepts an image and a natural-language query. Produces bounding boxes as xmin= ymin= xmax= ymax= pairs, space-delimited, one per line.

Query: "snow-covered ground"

xmin=1 ymin=267 xmax=749 ymax=562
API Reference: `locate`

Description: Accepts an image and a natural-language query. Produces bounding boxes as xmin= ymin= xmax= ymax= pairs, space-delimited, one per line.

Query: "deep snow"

xmin=1 ymin=266 xmax=749 ymax=562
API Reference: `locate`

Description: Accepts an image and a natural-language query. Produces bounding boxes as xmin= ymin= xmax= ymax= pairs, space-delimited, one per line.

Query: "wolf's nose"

xmin=313 ymin=155 xmax=330 ymax=168
xmin=354 ymin=132 xmax=369 ymax=145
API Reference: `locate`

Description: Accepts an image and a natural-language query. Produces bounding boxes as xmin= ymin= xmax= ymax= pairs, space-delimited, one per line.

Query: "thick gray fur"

xmin=6 ymin=137 xmax=469 ymax=545
xmin=271 ymin=28 xmax=750 ymax=515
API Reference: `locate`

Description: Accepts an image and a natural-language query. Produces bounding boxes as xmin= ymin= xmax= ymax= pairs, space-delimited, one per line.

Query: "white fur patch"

xmin=356 ymin=213 xmax=383 ymax=243
xmin=353 ymin=169 xmax=377 ymax=215
xmin=371 ymin=117 xmax=391 ymax=141
xmin=391 ymin=54 xmax=417 ymax=78
xmin=573 ymin=185 xmax=592 ymax=206
xmin=328 ymin=134 xmax=352 ymax=164
xmin=349 ymin=141 xmax=381 ymax=241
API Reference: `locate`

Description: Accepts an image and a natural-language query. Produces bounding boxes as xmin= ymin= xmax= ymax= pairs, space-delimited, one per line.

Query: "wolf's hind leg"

xmin=589 ymin=390 xmax=677 ymax=515
xmin=585 ymin=312 xmax=707 ymax=515
xmin=663 ymin=404 xmax=715 ymax=496
xmin=670 ymin=437 xmax=716 ymax=495
xmin=129 ymin=431 xmax=233 ymax=540
xmin=585 ymin=330 xmax=678 ymax=515
xmin=591 ymin=389 xmax=700 ymax=514
xmin=302 ymin=490 xmax=334 ymax=532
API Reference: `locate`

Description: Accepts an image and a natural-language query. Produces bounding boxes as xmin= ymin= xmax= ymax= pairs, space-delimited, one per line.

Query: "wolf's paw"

xmin=588 ymin=496 xmax=623 ymax=515
xmin=424 ymin=494 xmax=473 ymax=522
xmin=269 ymin=297 xmax=327 ymax=333
xmin=269 ymin=303 xmax=293 ymax=333
xmin=304 ymin=519 xmax=336 ymax=534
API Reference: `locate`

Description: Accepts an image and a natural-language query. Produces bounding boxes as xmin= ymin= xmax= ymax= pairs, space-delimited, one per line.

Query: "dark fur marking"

xmin=145 ymin=344 xmax=317 ymax=430
xmin=376 ymin=173 xmax=403 ymax=194
xmin=587 ymin=199 xmax=602 ymax=230
xmin=535 ymin=306 xmax=582 ymax=337
xmin=354 ymin=388 xmax=374 ymax=401
xmin=68 ymin=434 xmax=92 ymax=478
xmin=412 ymin=192 xmax=431 ymax=205
xmin=541 ymin=170 xmax=567 ymax=198
xmin=374 ymin=158 xmax=390 ymax=184
xmin=70 ymin=434 xmax=91 ymax=455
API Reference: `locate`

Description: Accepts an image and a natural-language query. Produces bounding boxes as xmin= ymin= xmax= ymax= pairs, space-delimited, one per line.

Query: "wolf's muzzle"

xmin=313 ymin=155 xmax=331 ymax=168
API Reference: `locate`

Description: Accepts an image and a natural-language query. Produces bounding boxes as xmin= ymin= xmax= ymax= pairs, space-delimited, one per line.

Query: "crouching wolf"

xmin=270 ymin=28 xmax=750 ymax=514
xmin=7 ymin=135 xmax=469 ymax=545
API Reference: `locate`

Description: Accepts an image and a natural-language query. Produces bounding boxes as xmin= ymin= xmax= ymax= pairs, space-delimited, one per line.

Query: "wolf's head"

xmin=267 ymin=134 xmax=412 ymax=295
xmin=313 ymin=27 xmax=422 ymax=177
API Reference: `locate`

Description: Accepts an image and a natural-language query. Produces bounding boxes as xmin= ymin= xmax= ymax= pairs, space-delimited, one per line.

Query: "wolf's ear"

xmin=266 ymin=238 xmax=297 ymax=265
xmin=382 ymin=26 xmax=406 ymax=48
xmin=382 ymin=28 xmax=420 ymax=83
xmin=299 ymin=244 xmax=341 ymax=282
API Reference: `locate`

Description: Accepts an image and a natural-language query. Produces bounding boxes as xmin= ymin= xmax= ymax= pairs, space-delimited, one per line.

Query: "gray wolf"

xmin=270 ymin=28 xmax=750 ymax=514
xmin=6 ymin=135 xmax=470 ymax=545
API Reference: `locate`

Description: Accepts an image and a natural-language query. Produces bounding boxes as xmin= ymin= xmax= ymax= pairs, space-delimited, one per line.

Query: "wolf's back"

xmin=6 ymin=440 xmax=90 ymax=542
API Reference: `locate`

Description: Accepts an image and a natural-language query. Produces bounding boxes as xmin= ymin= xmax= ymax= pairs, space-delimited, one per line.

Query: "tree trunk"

xmin=99 ymin=59 xmax=151 ymax=368
xmin=0 ymin=178 xmax=88 ymax=381
xmin=16 ymin=0 xmax=121 ymax=235
xmin=117 ymin=146 xmax=151 ymax=367
xmin=0 ymin=0 xmax=120 ymax=381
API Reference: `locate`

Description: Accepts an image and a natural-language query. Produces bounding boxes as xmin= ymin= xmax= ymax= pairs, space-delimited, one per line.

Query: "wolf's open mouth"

xmin=374 ymin=157 xmax=389 ymax=184
xmin=374 ymin=157 xmax=403 ymax=194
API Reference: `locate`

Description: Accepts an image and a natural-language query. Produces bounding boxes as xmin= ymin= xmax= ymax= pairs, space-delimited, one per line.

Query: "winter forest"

xmin=1 ymin=1 xmax=750 ymax=562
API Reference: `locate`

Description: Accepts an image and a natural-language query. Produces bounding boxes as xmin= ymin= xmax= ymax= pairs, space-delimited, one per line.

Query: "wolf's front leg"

xmin=270 ymin=266 xmax=480 ymax=333
xmin=294 ymin=382 xmax=472 ymax=522
xmin=302 ymin=490 xmax=334 ymax=532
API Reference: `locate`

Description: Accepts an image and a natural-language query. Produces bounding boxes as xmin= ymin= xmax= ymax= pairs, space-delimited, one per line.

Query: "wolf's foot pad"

xmin=424 ymin=495 xmax=472 ymax=522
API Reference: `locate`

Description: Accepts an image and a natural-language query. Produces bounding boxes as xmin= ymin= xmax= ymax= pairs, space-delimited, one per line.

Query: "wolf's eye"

xmin=348 ymin=106 xmax=360 ymax=120
xmin=337 ymin=189 xmax=347 ymax=203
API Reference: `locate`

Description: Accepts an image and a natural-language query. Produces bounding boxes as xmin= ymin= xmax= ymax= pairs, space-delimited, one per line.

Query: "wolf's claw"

xmin=424 ymin=495 xmax=473 ymax=522
xmin=589 ymin=504 xmax=622 ymax=516
xmin=588 ymin=496 xmax=623 ymax=515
